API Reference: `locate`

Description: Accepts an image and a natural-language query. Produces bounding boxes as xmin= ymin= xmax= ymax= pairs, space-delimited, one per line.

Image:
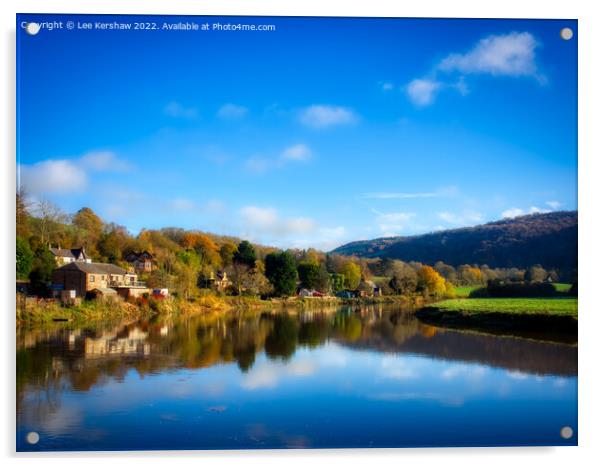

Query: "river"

xmin=16 ymin=305 xmax=577 ymax=450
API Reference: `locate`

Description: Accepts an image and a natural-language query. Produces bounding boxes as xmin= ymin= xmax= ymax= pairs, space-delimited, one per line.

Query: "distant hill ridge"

xmin=331 ymin=211 xmax=577 ymax=272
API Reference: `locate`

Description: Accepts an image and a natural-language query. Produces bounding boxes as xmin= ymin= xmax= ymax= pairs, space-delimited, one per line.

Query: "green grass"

xmin=553 ymin=283 xmax=572 ymax=292
xmin=433 ymin=297 xmax=577 ymax=318
xmin=453 ymin=286 xmax=482 ymax=297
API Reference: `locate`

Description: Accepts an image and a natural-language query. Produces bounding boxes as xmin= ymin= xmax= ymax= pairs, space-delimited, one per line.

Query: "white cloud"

xmin=437 ymin=210 xmax=483 ymax=226
xmin=361 ymin=186 xmax=459 ymax=200
xmin=282 ymin=144 xmax=312 ymax=162
xmin=239 ymin=206 xmax=317 ymax=237
xmin=438 ymin=32 xmax=542 ymax=80
xmin=298 ymin=104 xmax=358 ymax=128
xmin=381 ymin=82 xmax=394 ymax=91
xmin=528 ymin=206 xmax=551 ymax=214
xmin=407 ymin=78 xmax=441 ymax=106
xmin=405 ymin=32 xmax=545 ymax=107
xmin=546 ymin=200 xmax=562 ymax=209
xmin=164 ymin=101 xmax=198 ymax=118
xmin=237 ymin=206 xmax=345 ymax=250
xmin=171 ymin=198 xmax=197 ymax=211
xmin=454 ymin=76 xmax=470 ymax=96
xmin=501 ymin=208 xmax=525 ymax=218
xmin=245 ymin=156 xmax=271 ymax=173
xmin=502 ymin=206 xmax=551 ymax=218
xmin=241 ymin=359 xmax=316 ymax=390
xmin=375 ymin=212 xmax=415 ymax=223
xmin=19 ymin=150 xmax=132 ymax=196
xmin=203 ymin=199 xmax=226 ymax=214
xmin=246 ymin=144 xmax=313 ymax=173
xmin=372 ymin=209 xmax=415 ymax=236
xmin=20 ymin=159 xmax=87 ymax=194
xmin=80 ymin=150 xmax=131 ymax=172
xmin=320 ymin=226 xmax=346 ymax=239
xmin=506 ymin=370 xmax=529 ymax=380
xmin=441 ymin=364 xmax=487 ymax=381
xmin=217 ymin=103 xmax=248 ymax=120
xmin=381 ymin=355 xmax=419 ymax=380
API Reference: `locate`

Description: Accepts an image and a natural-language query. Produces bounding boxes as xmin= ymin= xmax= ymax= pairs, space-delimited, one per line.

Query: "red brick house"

xmin=51 ymin=262 xmax=145 ymax=298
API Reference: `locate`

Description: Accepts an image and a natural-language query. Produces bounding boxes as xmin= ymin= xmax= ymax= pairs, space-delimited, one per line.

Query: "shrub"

xmin=483 ymin=279 xmax=557 ymax=297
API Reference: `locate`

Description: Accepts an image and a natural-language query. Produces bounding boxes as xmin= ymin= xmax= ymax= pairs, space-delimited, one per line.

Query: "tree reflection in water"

xmin=17 ymin=304 xmax=577 ymax=416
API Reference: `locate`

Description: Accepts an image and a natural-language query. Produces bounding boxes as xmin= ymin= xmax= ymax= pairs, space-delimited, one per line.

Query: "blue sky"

xmin=17 ymin=15 xmax=577 ymax=250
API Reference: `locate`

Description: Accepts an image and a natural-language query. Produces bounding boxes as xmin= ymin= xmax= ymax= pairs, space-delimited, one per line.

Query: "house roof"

xmin=50 ymin=247 xmax=89 ymax=259
xmin=56 ymin=262 xmax=129 ymax=275
xmin=125 ymin=251 xmax=154 ymax=261
xmin=90 ymin=288 xmax=118 ymax=295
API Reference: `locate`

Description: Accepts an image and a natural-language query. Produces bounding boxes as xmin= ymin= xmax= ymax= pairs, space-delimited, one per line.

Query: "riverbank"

xmin=16 ymin=293 xmax=424 ymax=326
xmin=416 ymin=297 xmax=577 ymax=337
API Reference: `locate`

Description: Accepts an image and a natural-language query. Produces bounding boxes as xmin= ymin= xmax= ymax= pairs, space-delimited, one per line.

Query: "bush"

xmin=482 ymin=279 xmax=558 ymax=298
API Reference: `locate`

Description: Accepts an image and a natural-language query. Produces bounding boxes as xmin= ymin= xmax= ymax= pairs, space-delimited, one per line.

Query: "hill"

xmin=332 ymin=211 xmax=577 ymax=272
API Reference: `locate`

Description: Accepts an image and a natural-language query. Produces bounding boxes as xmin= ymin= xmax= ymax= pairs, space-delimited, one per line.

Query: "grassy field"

xmin=432 ymin=297 xmax=577 ymax=318
xmin=553 ymin=283 xmax=573 ymax=292
xmin=453 ymin=286 xmax=482 ymax=297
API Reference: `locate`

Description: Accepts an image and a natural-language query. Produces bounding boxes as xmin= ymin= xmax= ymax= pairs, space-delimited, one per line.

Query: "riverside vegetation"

xmin=16 ymin=194 xmax=577 ymax=335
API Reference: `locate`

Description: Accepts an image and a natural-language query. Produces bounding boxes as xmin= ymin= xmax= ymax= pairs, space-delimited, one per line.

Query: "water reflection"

xmin=17 ymin=305 xmax=577 ymax=450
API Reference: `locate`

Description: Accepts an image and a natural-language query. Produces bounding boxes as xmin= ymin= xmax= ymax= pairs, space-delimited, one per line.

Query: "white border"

xmin=2 ymin=1 xmax=601 ymax=465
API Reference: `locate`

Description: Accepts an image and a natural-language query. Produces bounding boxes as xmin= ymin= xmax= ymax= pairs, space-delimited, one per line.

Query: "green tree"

xmin=264 ymin=314 xmax=298 ymax=360
xmin=239 ymin=268 xmax=273 ymax=296
xmin=329 ymin=273 xmax=346 ymax=293
xmin=389 ymin=274 xmax=417 ymax=295
xmin=146 ymin=268 xmax=173 ymax=289
xmin=29 ymin=245 xmax=57 ymax=295
xmin=265 ymin=251 xmax=298 ymax=296
xmin=341 ymin=261 xmax=361 ymax=290
xmin=234 ymin=240 xmax=257 ymax=268
xmin=219 ymin=242 xmax=238 ymax=267
xmin=16 ymin=237 xmax=33 ymax=279
xmin=297 ymin=260 xmax=329 ymax=291
xmin=98 ymin=230 xmax=122 ymax=263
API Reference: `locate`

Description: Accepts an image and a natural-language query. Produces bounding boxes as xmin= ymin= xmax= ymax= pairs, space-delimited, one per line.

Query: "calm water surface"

xmin=17 ymin=305 xmax=577 ymax=451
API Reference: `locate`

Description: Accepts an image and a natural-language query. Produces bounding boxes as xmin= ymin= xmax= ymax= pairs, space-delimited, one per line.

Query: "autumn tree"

xmin=172 ymin=250 xmax=201 ymax=298
xmin=16 ymin=190 xmax=31 ymax=239
xmin=194 ymin=235 xmax=222 ymax=268
xmin=98 ymin=230 xmax=122 ymax=263
xmin=458 ymin=265 xmax=484 ymax=285
xmin=30 ymin=199 xmax=68 ymax=246
xmin=525 ymin=265 xmax=548 ymax=283
xmin=416 ymin=265 xmax=448 ymax=296
xmin=72 ymin=207 xmax=103 ymax=255
xmin=434 ymin=261 xmax=458 ymax=284
xmin=341 ymin=261 xmax=361 ymax=290
xmin=219 ymin=242 xmax=238 ymax=267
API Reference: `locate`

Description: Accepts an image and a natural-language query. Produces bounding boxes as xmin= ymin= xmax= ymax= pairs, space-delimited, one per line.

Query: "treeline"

xmin=16 ymin=193 xmax=567 ymax=300
xmin=332 ymin=211 xmax=578 ymax=279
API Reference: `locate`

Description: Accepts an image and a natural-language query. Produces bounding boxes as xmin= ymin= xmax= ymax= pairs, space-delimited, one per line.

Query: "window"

xmin=90 ymin=275 xmax=95 ymax=283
